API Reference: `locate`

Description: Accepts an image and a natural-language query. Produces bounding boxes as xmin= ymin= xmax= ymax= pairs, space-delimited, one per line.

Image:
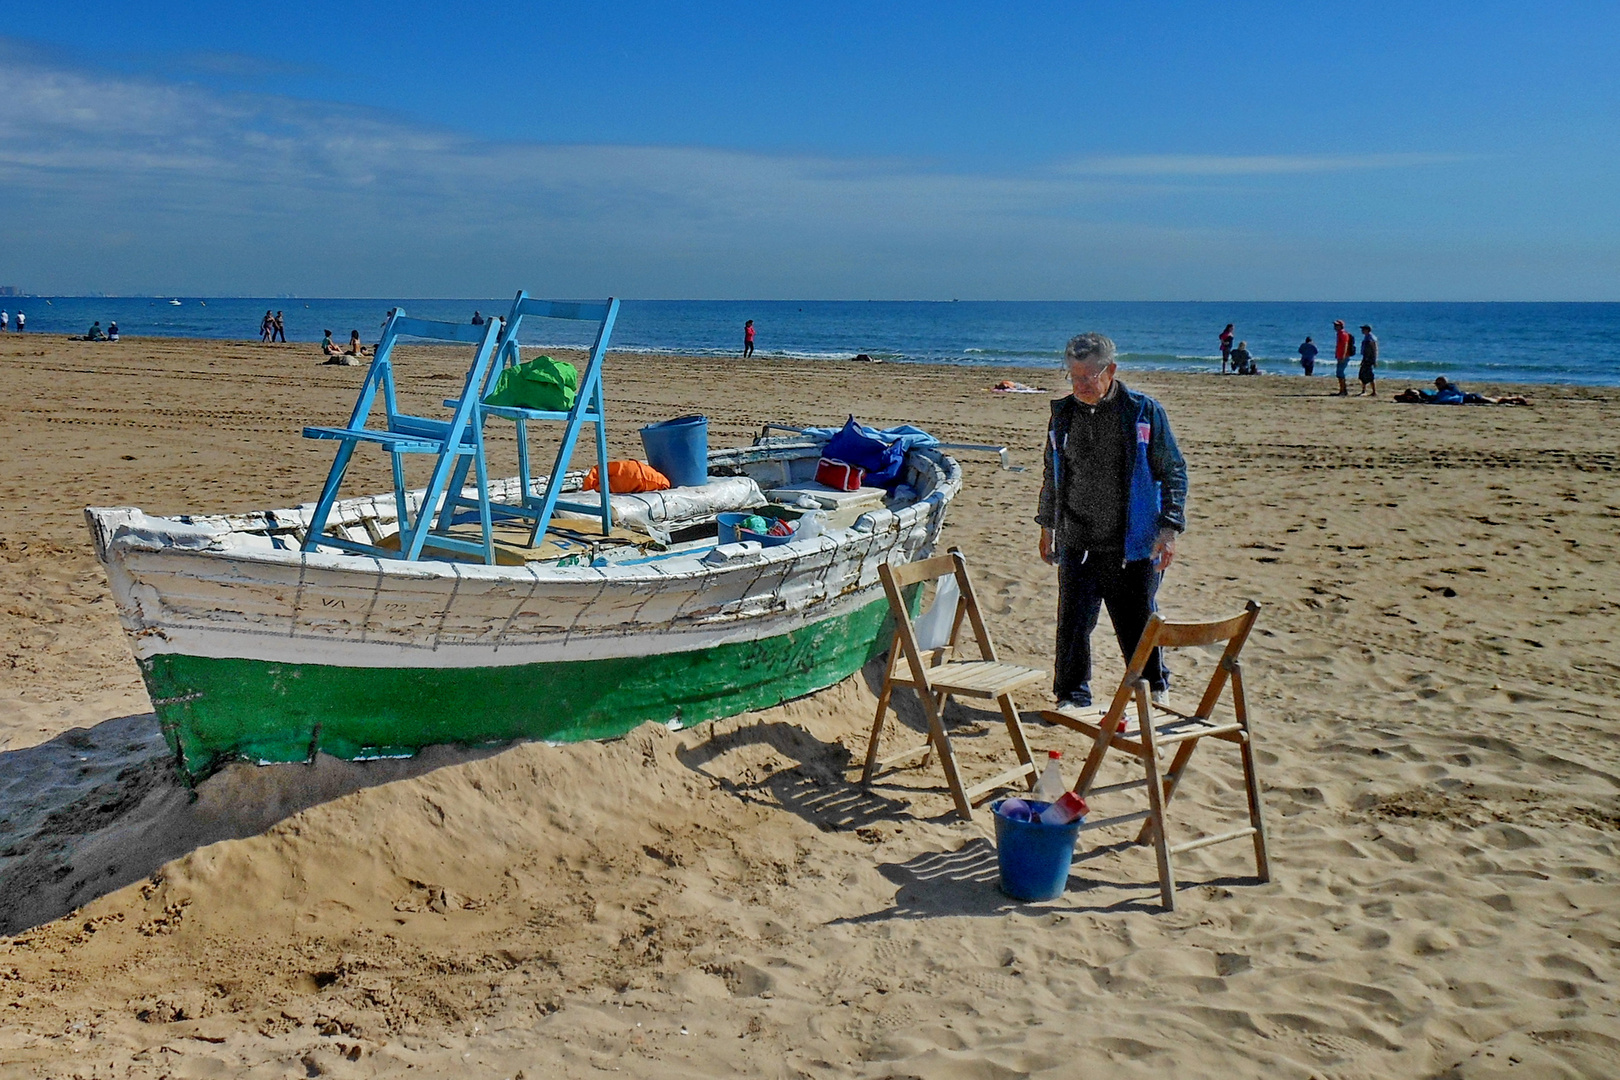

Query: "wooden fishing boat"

xmin=86 ymin=442 xmax=959 ymax=781
xmin=84 ymin=293 xmax=964 ymax=781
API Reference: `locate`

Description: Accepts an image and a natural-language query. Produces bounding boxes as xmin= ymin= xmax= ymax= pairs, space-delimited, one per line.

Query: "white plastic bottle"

xmin=1032 ymin=750 xmax=1066 ymax=803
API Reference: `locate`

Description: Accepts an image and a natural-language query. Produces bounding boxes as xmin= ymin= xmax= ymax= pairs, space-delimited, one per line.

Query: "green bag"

xmin=482 ymin=355 xmax=579 ymax=412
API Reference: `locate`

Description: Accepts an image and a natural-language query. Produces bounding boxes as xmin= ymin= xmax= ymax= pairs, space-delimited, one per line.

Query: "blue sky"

xmin=1 ymin=1 xmax=1616 ymax=299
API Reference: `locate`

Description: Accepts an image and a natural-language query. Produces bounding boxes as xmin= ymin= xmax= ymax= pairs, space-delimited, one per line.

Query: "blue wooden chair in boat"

xmin=439 ymin=292 xmax=621 ymax=547
xmin=301 ymin=312 xmax=505 ymax=563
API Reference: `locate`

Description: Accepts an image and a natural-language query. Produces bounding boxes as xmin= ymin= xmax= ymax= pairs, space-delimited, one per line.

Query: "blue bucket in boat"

xmin=991 ymin=800 xmax=1083 ymax=902
xmin=640 ymin=415 xmax=709 ymax=488
xmin=716 ymin=512 xmax=750 ymax=545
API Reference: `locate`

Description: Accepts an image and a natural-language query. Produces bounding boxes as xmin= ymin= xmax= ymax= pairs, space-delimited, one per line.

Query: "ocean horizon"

xmin=6 ymin=297 xmax=1617 ymax=387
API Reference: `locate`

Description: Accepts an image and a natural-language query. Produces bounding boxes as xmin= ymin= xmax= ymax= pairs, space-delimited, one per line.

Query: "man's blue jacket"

xmin=1036 ymin=382 xmax=1188 ymax=563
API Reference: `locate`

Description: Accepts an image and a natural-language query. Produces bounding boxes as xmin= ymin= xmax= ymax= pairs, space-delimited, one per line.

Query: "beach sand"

xmin=1 ymin=334 xmax=1617 ymax=1078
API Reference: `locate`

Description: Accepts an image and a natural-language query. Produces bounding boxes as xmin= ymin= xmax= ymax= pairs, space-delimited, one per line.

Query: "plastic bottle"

xmin=1039 ymin=791 xmax=1089 ymax=826
xmin=1032 ymin=750 xmax=1065 ymax=803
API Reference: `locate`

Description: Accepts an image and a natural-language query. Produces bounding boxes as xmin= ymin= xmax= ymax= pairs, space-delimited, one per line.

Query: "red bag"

xmin=815 ymin=457 xmax=865 ymax=492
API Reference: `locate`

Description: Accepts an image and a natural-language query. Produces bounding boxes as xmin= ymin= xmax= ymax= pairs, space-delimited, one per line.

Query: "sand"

xmin=1 ymin=333 xmax=1617 ymax=1078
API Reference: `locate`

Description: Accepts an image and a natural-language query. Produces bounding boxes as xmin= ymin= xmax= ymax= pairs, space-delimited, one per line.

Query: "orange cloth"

xmin=582 ymin=460 xmax=671 ymax=493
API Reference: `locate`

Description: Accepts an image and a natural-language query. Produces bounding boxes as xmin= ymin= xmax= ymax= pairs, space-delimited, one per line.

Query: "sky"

xmin=1 ymin=1 xmax=1616 ymax=299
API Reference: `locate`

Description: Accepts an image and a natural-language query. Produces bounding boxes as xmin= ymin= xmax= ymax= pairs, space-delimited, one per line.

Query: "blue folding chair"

xmin=438 ymin=292 xmax=621 ymax=547
xmin=301 ymin=312 xmax=505 ymax=563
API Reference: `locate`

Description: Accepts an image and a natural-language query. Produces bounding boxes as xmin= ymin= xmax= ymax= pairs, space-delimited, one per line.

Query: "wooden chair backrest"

xmin=1107 ymin=600 xmax=1262 ymax=722
xmin=877 ymin=548 xmax=999 ymax=693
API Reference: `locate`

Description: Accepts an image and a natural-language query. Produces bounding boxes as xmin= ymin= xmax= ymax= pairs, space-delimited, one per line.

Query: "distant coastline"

xmin=7 ymin=298 xmax=1617 ymax=387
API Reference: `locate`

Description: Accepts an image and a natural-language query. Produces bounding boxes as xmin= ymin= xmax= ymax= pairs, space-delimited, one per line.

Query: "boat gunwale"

xmin=86 ymin=445 xmax=962 ymax=586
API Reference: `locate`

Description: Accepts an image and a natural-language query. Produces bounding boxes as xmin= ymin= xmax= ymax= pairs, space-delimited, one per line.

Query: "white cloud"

xmin=0 ymin=40 xmax=1601 ymax=300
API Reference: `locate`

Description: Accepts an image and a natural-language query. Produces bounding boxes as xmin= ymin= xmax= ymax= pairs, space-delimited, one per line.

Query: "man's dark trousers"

xmin=1054 ymin=549 xmax=1167 ymax=705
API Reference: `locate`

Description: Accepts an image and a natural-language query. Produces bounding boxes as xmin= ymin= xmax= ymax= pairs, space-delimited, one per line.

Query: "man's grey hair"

xmin=1064 ymin=333 xmax=1117 ymax=369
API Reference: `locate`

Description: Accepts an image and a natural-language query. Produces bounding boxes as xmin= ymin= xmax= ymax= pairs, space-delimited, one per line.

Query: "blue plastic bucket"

xmin=716 ymin=512 xmax=750 ymax=545
xmin=640 ymin=415 xmax=709 ymax=488
xmin=740 ymin=526 xmax=795 ymax=547
xmin=991 ymin=800 xmax=1084 ymax=901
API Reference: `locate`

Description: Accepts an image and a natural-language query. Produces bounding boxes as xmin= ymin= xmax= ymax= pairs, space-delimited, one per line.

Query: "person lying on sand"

xmin=1394 ymin=377 xmax=1531 ymax=406
xmin=990 ymin=379 xmax=1048 ymax=393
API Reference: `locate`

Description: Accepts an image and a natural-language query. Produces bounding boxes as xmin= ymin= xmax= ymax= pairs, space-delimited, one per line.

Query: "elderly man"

xmin=1037 ymin=333 xmax=1188 ymax=709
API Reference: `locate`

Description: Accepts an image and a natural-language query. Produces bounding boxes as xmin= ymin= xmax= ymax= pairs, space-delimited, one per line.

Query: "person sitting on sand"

xmin=346 ymin=330 xmax=365 ymax=358
xmin=1229 ymin=341 xmax=1256 ymax=375
xmin=107 ymin=322 xmax=119 ymax=342
xmin=85 ymin=321 xmax=106 ymax=341
xmin=321 ymin=330 xmax=343 ymax=357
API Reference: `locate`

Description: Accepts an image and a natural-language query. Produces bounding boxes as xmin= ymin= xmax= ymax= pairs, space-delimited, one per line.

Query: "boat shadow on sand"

xmin=0 ymin=713 xmax=506 ymax=936
xmin=674 ymin=660 xmax=1026 ymax=835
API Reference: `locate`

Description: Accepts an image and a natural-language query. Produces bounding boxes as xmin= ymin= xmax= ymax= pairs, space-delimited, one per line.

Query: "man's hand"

xmin=1039 ymin=527 xmax=1057 ymax=566
xmin=1151 ymin=528 xmax=1177 ymax=572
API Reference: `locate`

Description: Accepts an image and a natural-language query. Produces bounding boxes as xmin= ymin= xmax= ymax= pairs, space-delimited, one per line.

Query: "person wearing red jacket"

xmin=1333 ymin=320 xmax=1353 ymax=396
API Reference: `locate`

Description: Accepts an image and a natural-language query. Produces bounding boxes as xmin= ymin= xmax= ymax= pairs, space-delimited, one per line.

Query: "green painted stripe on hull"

xmin=142 ymin=592 xmax=911 ymax=782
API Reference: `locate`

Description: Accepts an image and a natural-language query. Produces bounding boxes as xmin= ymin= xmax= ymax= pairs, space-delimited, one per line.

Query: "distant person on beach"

xmin=347 ymin=330 xmax=364 ymax=358
xmin=1358 ymin=325 xmax=1378 ymax=396
xmin=86 ymin=321 xmax=106 ymax=341
xmin=1394 ymin=377 xmax=1532 ymax=406
xmin=108 ymin=322 xmax=120 ymax=341
xmin=1037 ymin=333 xmax=1188 ymax=709
xmin=13 ymin=311 xmax=22 ymax=332
xmin=1219 ymin=323 xmax=1235 ymax=372
xmin=321 ymin=330 xmax=343 ymax=357
xmin=743 ymin=319 xmax=756 ymax=358
xmin=1423 ymin=377 xmax=1465 ymax=404
xmin=260 ymin=311 xmax=273 ymax=342
xmin=1230 ymin=341 xmax=1256 ymax=375
xmin=1 ymin=311 xmax=8 ymax=332
xmin=1298 ymin=336 xmax=1318 ymax=375
xmin=471 ymin=310 xmax=484 ymax=325
xmin=1333 ymin=320 xmax=1353 ymax=396
xmin=272 ymin=311 xmax=286 ymax=343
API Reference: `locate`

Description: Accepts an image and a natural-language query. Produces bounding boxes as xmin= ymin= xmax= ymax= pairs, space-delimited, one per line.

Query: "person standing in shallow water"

xmin=1219 ymin=323 xmax=1235 ymax=372
xmin=1037 ymin=333 xmax=1188 ymax=709
xmin=743 ymin=319 xmax=755 ymax=358
xmin=1298 ymin=336 xmax=1318 ymax=376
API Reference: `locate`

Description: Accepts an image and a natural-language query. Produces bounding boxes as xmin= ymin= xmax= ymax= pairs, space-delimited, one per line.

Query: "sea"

xmin=6 ymin=298 xmax=1618 ymax=387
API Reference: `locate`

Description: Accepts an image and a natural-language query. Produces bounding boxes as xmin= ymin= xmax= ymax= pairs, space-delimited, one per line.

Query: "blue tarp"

xmin=802 ymin=417 xmax=939 ymax=489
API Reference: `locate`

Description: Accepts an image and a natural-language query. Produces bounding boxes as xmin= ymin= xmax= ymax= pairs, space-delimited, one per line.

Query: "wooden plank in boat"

xmin=372 ymin=521 xmax=651 ymax=565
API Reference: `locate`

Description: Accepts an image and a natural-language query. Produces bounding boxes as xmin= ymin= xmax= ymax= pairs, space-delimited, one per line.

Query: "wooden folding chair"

xmin=1039 ymin=600 xmax=1270 ymax=910
xmin=861 ymin=547 xmax=1044 ymax=820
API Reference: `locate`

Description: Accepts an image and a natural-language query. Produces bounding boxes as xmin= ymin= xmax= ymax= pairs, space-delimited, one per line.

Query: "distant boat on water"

xmin=169 ymin=299 xmax=182 ymax=305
